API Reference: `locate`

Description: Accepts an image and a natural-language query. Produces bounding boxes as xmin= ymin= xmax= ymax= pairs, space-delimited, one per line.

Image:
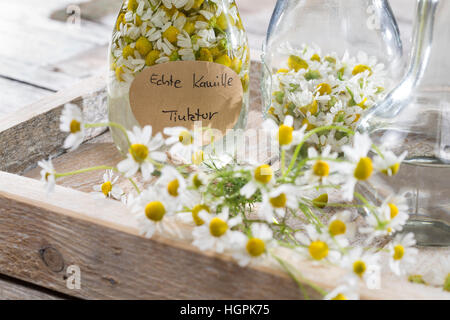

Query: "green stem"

xmin=55 ymin=166 xmax=116 ymax=178
xmin=281 ymin=148 xmax=286 ymax=176
xmin=272 ymin=254 xmax=327 ymax=298
xmin=85 ymin=122 xmax=131 ymax=146
xmin=128 ymin=178 xmax=141 ymax=194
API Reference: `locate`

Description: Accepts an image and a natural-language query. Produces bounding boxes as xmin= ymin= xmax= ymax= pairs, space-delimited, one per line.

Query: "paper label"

xmin=129 ymin=61 xmax=243 ymax=137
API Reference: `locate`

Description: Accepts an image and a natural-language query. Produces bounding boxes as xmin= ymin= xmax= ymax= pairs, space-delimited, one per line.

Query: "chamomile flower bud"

xmin=38 ymin=158 xmax=57 ymax=194
xmin=59 ymin=104 xmax=85 ymax=151
xmin=388 ymin=232 xmax=418 ymax=276
xmin=92 ymin=170 xmax=124 ymax=200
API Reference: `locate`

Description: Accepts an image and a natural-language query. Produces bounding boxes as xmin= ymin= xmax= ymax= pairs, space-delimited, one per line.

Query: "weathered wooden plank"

xmin=0 ymin=76 xmax=107 ymax=174
xmin=0 ymin=60 xmax=264 ymax=175
xmin=1 ymin=171 xmax=449 ymax=300
xmin=0 ymin=275 xmax=65 ymax=300
xmin=0 ymin=171 xmax=312 ymax=300
xmin=0 ymin=77 xmax=54 ymax=116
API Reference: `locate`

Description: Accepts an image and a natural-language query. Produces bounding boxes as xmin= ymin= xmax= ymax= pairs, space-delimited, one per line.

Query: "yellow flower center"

xmin=393 ymin=245 xmax=405 ymax=260
xmin=128 ymin=0 xmax=138 ymax=11
xmin=300 ymin=100 xmax=318 ymax=115
xmin=316 ymin=83 xmax=332 ymax=95
xmin=269 ymin=193 xmax=287 ymax=208
xmin=309 ymin=241 xmax=329 ymax=260
xmin=354 ymin=157 xmax=373 ymax=180
xmin=382 ymin=163 xmax=400 ymax=176
xmin=162 ymin=26 xmax=180 ymax=44
xmin=215 ymin=54 xmax=232 ymax=68
xmin=313 ymin=160 xmax=330 ymax=177
xmin=246 ymin=238 xmax=266 ymax=257
xmin=209 ymin=217 xmax=228 ymax=237
xmin=352 ymin=64 xmax=373 ymax=76
xmin=70 ymin=119 xmax=81 ymax=134
xmin=192 ymin=150 xmax=204 ymax=165
xmin=288 ymin=55 xmax=309 ymax=72
xmin=101 ymin=181 xmax=112 ymax=196
xmin=136 ymin=36 xmax=152 ymax=56
xmin=278 ymin=125 xmax=293 ymax=146
xmin=191 ymin=204 xmax=209 ymax=226
xmin=192 ymin=174 xmax=203 ymax=189
xmin=329 ymin=220 xmax=346 ymax=236
xmin=313 ymin=193 xmax=328 ymax=209
xmin=115 ymin=66 xmax=124 ymax=81
xmin=178 ymin=130 xmax=193 ymax=146
xmin=145 ymin=50 xmax=160 ymax=66
xmin=167 ymin=179 xmax=179 ymax=197
xmin=129 ymin=144 xmax=149 ymax=163
xmin=302 ymin=118 xmax=316 ymax=131
xmin=122 ymin=45 xmax=135 ymax=59
xmin=388 ymin=203 xmax=399 ymax=219
xmin=331 ymin=293 xmax=347 ymax=300
xmin=277 ymin=68 xmax=289 ymax=74
xmin=254 ymin=164 xmax=273 ymax=184
xmin=310 ymin=53 xmax=321 ymax=62
xmin=353 ymin=260 xmax=367 ymax=277
xmin=145 ymin=201 xmax=166 ymax=222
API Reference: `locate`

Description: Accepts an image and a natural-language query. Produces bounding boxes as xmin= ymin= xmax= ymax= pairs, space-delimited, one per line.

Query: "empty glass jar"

xmin=359 ymin=0 xmax=450 ymax=246
xmin=261 ymin=0 xmax=403 ymax=152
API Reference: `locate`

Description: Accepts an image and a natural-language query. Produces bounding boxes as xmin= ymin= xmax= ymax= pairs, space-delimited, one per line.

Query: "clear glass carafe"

xmin=261 ymin=0 xmax=403 ymax=152
xmin=107 ymin=0 xmax=250 ymax=153
xmin=359 ymin=0 xmax=450 ymax=246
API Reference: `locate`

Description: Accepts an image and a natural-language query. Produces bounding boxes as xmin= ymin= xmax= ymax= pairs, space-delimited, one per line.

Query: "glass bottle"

xmin=359 ymin=0 xmax=450 ymax=246
xmin=107 ymin=0 xmax=250 ymax=153
xmin=261 ymin=0 xmax=403 ymax=153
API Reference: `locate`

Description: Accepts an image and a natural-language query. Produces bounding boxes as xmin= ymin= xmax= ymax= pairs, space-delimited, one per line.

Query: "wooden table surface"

xmin=0 ymin=0 xmax=423 ymax=300
xmin=0 ymin=0 xmax=414 ymax=118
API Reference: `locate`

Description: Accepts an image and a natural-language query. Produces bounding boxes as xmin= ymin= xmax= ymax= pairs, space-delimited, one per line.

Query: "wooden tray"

xmin=0 ymin=61 xmax=448 ymax=300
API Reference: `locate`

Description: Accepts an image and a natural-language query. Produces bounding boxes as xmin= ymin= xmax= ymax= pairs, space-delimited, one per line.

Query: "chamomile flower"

xmin=324 ymin=278 xmax=359 ymax=300
xmin=192 ymin=207 xmax=242 ymax=253
xmin=132 ymin=188 xmax=176 ymax=238
xmin=341 ymin=248 xmax=380 ymax=287
xmin=92 ymin=170 xmax=124 ymax=200
xmin=263 ymin=115 xmax=307 ymax=150
xmin=258 ymin=185 xmax=298 ymax=223
xmin=38 ymin=158 xmax=56 ymax=194
xmin=373 ymin=149 xmax=407 ymax=176
xmin=326 ymin=210 xmax=355 ymax=247
xmin=339 ymin=132 xmax=374 ymax=200
xmin=117 ymin=126 xmax=166 ymax=181
xmin=388 ymin=232 xmax=418 ymax=276
xmin=164 ymin=126 xmax=200 ymax=163
xmin=360 ymin=193 xmax=409 ymax=240
xmin=302 ymin=145 xmax=339 ymax=185
xmin=156 ymin=166 xmax=187 ymax=202
xmin=232 ymin=224 xmax=274 ymax=267
xmin=295 ymin=225 xmax=340 ymax=263
xmin=240 ymin=164 xmax=275 ymax=199
xmin=187 ymin=171 xmax=209 ymax=191
xmin=59 ymin=104 xmax=85 ymax=151
xmin=178 ymin=201 xmax=212 ymax=227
